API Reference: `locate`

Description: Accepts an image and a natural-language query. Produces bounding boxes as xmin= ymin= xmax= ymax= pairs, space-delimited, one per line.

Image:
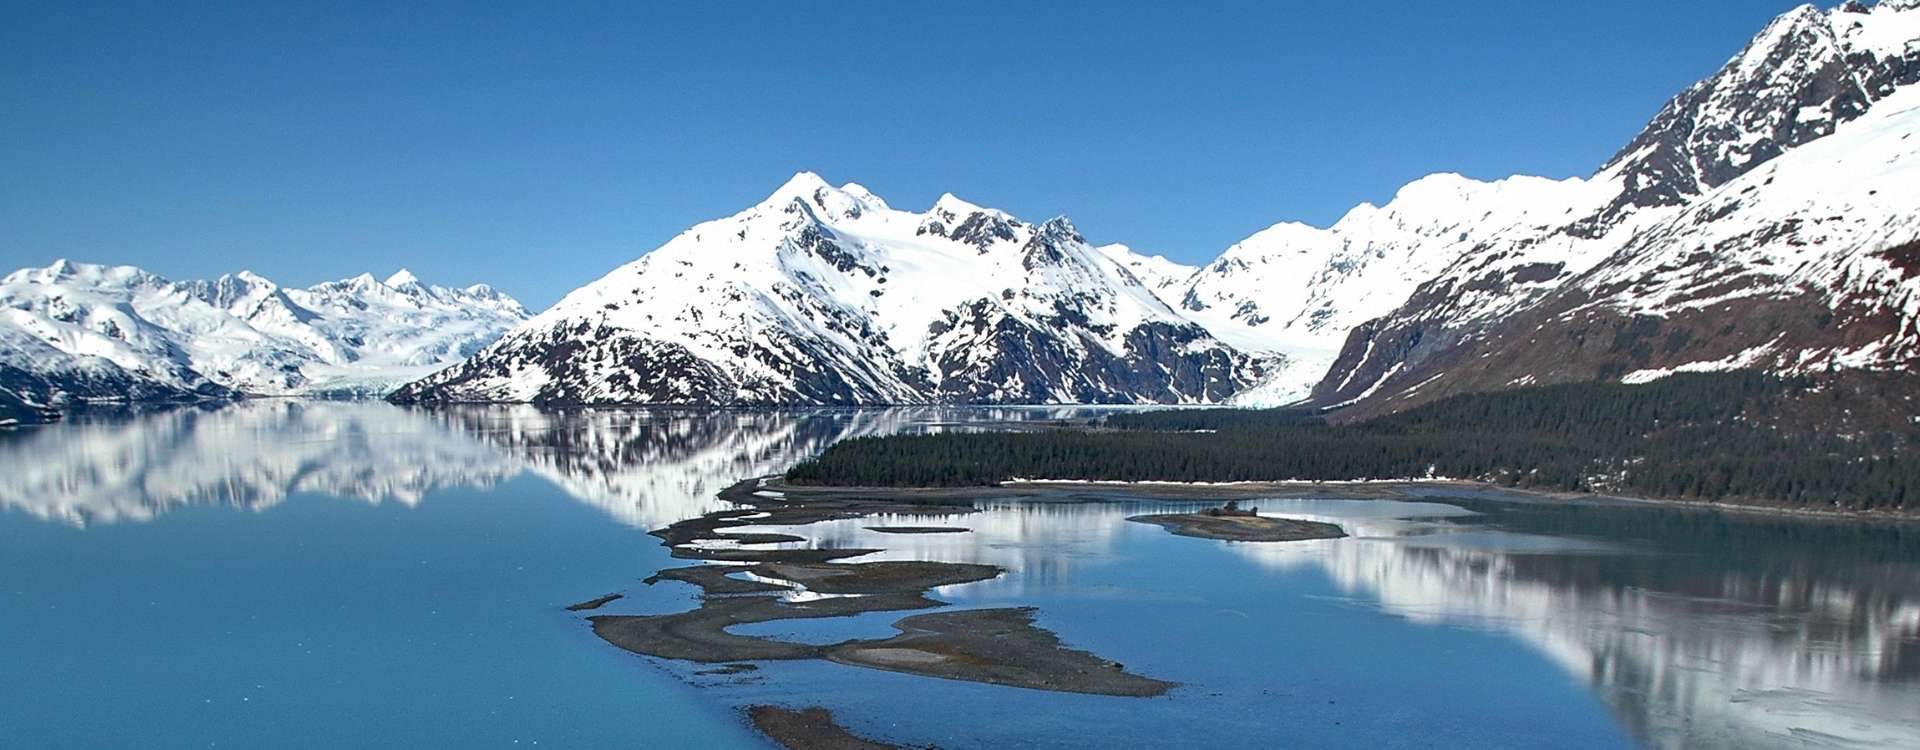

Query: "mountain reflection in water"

xmin=0 ymin=401 xmax=1092 ymax=528
xmin=0 ymin=402 xmax=1913 ymax=748
xmin=757 ymin=499 xmax=1920 ymax=748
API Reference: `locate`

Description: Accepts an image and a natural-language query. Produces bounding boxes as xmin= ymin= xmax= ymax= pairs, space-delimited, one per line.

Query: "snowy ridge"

xmin=1175 ymin=172 xmax=1623 ymax=406
xmin=393 ymin=173 xmax=1263 ymax=406
xmin=0 ymin=261 xmax=529 ymax=407
xmin=1305 ymin=0 xmax=1920 ymax=413
xmin=1593 ymin=0 xmax=1920 ymax=224
xmin=1095 ymin=243 xmax=1197 ymax=296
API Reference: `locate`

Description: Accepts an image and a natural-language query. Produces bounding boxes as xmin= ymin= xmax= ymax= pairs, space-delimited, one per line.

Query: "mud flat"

xmin=746 ymin=706 xmax=904 ymax=750
xmin=1127 ymin=512 xmax=1347 ymax=542
xmin=591 ymin=558 xmax=1169 ymax=696
xmin=829 ymin=607 xmax=1173 ymax=697
xmin=649 ymin=479 xmax=983 ymax=565
xmin=591 ymin=560 xmax=999 ymax=662
xmin=584 ymin=477 xmax=1173 ymax=698
xmin=865 ymin=525 xmax=970 ymax=534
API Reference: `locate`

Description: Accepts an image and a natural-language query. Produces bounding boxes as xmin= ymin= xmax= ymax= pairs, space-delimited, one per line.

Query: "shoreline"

xmin=762 ymin=476 xmax=1920 ymax=524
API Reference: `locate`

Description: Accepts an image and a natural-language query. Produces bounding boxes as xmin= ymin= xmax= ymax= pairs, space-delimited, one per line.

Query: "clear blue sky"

xmin=2 ymin=1 xmax=1804 ymax=309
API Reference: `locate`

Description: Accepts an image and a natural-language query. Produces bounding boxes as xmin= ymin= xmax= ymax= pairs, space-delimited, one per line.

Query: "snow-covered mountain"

xmin=392 ymin=174 xmax=1263 ymax=405
xmin=0 ymin=261 xmax=529 ymax=408
xmin=1176 ymin=173 xmax=1616 ymax=406
xmin=1186 ymin=0 xmax=1920 ymax=411
xmin=1320 ymin=82 xmax=1920 ymax=416
xmin=17 ymin=2 xmax=1913 ymax=414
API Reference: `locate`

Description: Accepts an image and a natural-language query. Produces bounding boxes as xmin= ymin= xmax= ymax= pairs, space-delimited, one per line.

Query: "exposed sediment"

xmin=564 ymin=593 xmax=624 ymax=611
xmin=584 ymin=476 xmax=1174 ymax=698
xmin=1127 ymin=512 xmax=1347 ymax=542
xmin=591 ymin=560 xmax=1003 ymax=662
xmin=829 ymin=607 xmax=1173 ymax=697
xmin=746 ymin=706 xmax=904 ymax=750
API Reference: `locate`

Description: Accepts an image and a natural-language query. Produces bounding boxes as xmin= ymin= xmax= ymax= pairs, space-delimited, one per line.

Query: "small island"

xmin=746 ymin=706 xmax=903 ymax=750
xmin=1128 ymin=501 xmax=1347 ymax=542
xmin=564 ymin=593 xmax=624 ymax=611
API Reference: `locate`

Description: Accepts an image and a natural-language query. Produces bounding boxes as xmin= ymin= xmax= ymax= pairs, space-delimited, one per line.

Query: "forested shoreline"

xmin=786 ymin=373 xmax=1916 ymax=512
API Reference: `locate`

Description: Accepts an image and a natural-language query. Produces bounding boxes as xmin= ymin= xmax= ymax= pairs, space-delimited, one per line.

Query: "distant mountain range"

xmin=0 ymin=262 xmax=527 ymax=411
xmin=5 ymin=0 xmax=1917 ymax=417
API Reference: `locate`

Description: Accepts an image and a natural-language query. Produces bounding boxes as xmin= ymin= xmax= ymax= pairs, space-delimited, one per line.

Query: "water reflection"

xmin=2 ymin=403 xmax=1914 ymax=748
xmin=756 ymin=497 xmax=1920 ymax=749
xmin=0 ymin=402 xmax=517 ymax=524
xmin=1294 ymin=502 xmax=1920 ymax=749
xmin=0 ymin=401 xmax=1099 ymax=528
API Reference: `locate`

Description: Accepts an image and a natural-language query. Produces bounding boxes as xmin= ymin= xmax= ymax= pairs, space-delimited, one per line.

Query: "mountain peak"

xmin=1039 ymin=215 xmax=1082 ymax=239
xmin=384 ymin=269 xmax=421 ymax=288
xmin=757 ymin=171 xmax=889 ymax=222
xmin=930 ymin=192 xmax=1009 ymax=221
xmin=1585 ymin=0 xmax=1918 ymax=226
xmin=764 ymin=171 xmax=834 ymax=204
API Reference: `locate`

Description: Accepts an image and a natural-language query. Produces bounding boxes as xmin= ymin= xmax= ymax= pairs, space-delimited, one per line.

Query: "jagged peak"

xmin=755 ymin=171 xmax=890 ymax=223
xmin=384 ymin=269 xmax=421 ymax=288
xmin=1735 ymin=4 xmax=1832 ymax=65
xmin=1037 ymin=215 xmax=1083 ymax=241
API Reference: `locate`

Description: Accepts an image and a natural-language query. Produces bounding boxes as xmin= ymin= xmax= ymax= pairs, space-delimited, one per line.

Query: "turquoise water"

xmin=2 ymin=403 xmax=1916 ymax=748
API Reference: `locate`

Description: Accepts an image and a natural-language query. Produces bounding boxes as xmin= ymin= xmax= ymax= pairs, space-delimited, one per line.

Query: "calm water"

xmin=1 ymin=403 xmax=1915 ymax=748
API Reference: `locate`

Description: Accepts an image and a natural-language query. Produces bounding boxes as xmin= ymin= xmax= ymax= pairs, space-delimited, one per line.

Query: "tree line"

xmin=786 ymin=372 xmax=1915 ymax=511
